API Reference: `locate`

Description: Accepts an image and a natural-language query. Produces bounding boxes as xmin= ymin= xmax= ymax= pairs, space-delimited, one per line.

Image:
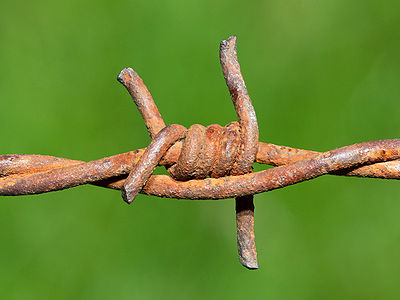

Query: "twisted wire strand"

xmin=0 ymin=36 xmax=398 ymax=270
xmin=1 ymin=140 xmax=399 ymax=196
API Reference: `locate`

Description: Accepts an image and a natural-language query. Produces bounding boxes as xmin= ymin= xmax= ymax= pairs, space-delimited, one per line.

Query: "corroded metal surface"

xmin=220 ymin=36 xmax=259 ymax=270
xmin=122 ymin=124 xmax=186 ymax=204
xmin=2 ymin=139 xmax=399 ymax=196
xmin=0 ymin=36 xmax=398 ymax=271
xmin=118 ymin=67 xmax=166 ymax=139
xmin=1 ymin=143 xmax=399 ymax=187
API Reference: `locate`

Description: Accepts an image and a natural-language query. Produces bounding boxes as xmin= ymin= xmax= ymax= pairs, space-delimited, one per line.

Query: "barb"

xmin=0 ymin=36 xmax=399 ymax=270
xmin=220 ymin=36 xmax=259 ymax=269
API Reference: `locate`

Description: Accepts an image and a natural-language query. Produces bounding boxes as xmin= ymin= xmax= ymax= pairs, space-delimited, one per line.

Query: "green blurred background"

xmin=0 ymin=0 xmax=399 ymax=299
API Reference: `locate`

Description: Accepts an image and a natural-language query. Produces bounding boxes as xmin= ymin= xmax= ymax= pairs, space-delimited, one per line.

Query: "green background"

xmin=0 ymin=0 xmax=399 ymax=299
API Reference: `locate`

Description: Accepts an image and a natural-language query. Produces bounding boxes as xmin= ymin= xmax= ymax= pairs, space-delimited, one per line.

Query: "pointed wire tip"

xmin=121 ymin=187 xmax=134 ymax=205
xmin=117 ymin=67 xmax=137 ymax=85
xmin=220 ymin=36 xmax=237 ymax=51
xmin=240 ymin=260 xmax=259 ymax=270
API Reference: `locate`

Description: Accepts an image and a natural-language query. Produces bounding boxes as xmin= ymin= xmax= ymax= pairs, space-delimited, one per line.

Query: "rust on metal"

xmin=122 ymin=124 xmax=186 ymax=204
xmin=0 ymin=36 xmax=399 ymax=270
xmin=118 ymin=67 xmax=166 ymax=139
xmin=220 ymin=36 xmax=259 ymax=269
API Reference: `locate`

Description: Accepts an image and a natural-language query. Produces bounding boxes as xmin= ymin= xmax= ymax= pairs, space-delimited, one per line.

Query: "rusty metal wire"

xmin=1 ymin=36 xmax=399 ymax=270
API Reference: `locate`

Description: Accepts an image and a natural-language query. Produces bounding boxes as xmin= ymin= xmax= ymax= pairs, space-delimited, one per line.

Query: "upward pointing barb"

xmin=118 ymin=68 xmax=166 ymax=139
xmin=219 ymin=36 xmax=259 ymax=269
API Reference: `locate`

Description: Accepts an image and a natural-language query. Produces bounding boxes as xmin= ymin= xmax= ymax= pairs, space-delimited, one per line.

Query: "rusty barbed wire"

xmin=0 ymin=36 xmax=399 ymax=270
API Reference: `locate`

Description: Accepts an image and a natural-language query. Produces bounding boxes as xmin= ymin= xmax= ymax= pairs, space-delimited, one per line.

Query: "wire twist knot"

xmin=119 ymin=36 xmax=259 ymax=268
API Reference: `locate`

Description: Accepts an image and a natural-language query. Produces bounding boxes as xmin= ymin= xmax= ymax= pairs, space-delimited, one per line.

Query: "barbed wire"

xmin=0 ymin=36 xmax=399 ymax=270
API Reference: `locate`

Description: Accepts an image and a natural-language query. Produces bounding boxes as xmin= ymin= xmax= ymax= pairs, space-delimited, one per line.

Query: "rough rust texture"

xmin=122 ymin=36 xmax=260 ymax=268
xmin=122 ymin=124 xmax=186 ymax=204
xmin=1 ymin=143 xmax=399 ymax=190
xmin=220 ymin=36 xmax=259 ymax=270
xmin=118 ymin=68 xmax=166 ymax=139
xmin=0 ymin=36 xmax=398 ymax=271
